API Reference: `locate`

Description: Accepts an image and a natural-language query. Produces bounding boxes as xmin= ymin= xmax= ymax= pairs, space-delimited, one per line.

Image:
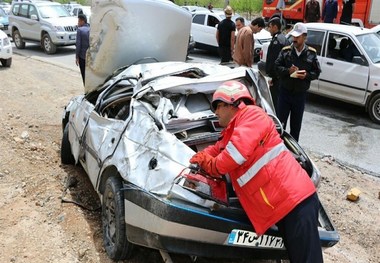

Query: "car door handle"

xmin=326 ymin=62 xmax=333 ymax=66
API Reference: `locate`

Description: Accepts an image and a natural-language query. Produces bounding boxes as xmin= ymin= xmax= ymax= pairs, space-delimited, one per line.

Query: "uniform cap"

xmin=289 ymin=22 xmax=307 ymax=37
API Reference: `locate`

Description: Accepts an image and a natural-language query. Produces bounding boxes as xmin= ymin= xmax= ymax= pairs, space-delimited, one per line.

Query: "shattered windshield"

xmin=357 ymin=33 xmax=380 ymax=63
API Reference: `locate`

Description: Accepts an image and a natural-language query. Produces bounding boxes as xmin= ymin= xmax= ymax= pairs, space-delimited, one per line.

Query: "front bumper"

xmin=123 ymin=186 xmax=339 ymax=259
xmin=51 ymin=31 xmax=77 ymax=46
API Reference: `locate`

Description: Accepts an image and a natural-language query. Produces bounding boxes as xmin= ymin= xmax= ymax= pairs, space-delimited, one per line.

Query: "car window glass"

xmin=357 ymin=33 xmax=380 ymax=64
xmin=306 ymin=30 xmax=324 ymax=56
xmin=12 ymin=4 xmax=20 ymax=15
xmin=19 ymin=4 xmax=28 ymax=17
xmin=28 ymin=5 xmax=37 ymax=18
xmin=192 ymin=14 xmax=205 ymax=25
xmin=327 ymin=33 xmax=362 ymax=63
xmin=207 ymin=15 xmax=219 ymax=27
xmin=39 ymin=5 xmax=70 ymax=19
xmin=0 ymin=7 xmax=6 ymax=16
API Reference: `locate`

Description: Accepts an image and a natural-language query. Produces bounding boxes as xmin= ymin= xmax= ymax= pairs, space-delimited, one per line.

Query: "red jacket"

xmin=204 ymin=104 xmax=316 ymax=235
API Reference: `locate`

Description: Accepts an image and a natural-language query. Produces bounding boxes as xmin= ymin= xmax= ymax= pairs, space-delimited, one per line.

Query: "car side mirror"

xmin=30 ymin=14 xmax=38 ymax=20
xmin=352 ymin=56 xmax=368 ymax=66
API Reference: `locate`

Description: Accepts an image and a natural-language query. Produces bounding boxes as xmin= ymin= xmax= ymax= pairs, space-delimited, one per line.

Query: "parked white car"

xmin=191 ymin=10 xmax=271 ymax=61
xmin=0 ymin=24 xmax=11 ymax=67
xmin=71 ymin=6 xmax=91 ymax=24
xmin=259 ymin=23 xmax=380 ymax=124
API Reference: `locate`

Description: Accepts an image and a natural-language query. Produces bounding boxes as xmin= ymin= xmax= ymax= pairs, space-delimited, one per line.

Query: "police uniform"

xmin=275 ymin=44 xmax=321 ymax=141
xmin=265 ymin=32 xmax=290 ymax=113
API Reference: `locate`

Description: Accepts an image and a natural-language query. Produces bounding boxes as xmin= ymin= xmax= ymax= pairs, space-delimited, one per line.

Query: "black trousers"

xmin=79 ymin=57 xmax=86 ymax=85
xmin=218 ymin=46 xmax=232 ymax=63
xmin=277 ymin=87 xmax=307 ymax=142
xmin=276 ymin=193 xmax=323 ymax=263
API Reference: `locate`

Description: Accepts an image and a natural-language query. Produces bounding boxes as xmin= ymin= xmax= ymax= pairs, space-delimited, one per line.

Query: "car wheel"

xmin=368 ymin=93 xmax=380 ymax=124
xmin=12 ymin=30 xmax=26 ymax=49
xmin=102 ymin=176 xmax=134 ymax=260
xmin=42 ymin=33 xmax=57 ymax=54
xmin=1 ymin=58 xmax=12 ymax=67
xmin=61 ymin=123 xmax=75 ymax=165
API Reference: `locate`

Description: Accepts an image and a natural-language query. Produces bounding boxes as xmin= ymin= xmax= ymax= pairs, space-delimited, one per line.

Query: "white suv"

xmin=9 ymin=0 xmax=78 ymax=54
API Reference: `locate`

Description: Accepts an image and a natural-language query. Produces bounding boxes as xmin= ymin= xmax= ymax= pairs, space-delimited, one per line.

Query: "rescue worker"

xmin=275 ymin=23 xmax=321 ymax=142
xmin=265 ymin=17 xmax=290 ymax=113
xmin=189 ymin=80 xmax=323 ymax=263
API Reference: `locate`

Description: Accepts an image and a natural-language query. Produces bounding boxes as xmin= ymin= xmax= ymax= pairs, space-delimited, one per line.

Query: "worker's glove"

xmin=190 ymin=152 xmax=221 ymax=177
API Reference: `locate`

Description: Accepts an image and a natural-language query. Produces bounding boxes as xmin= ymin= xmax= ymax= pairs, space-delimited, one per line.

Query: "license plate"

xmin=227 ymin=229 xmax=284 ymax=249
xmin=70 ymin=34 xmax=76 ymax=40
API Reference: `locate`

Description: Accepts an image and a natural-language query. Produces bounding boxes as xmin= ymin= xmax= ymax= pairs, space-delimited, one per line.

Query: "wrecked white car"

xmin=61 ymin=0 xmax=338 ymax=261
xmin=61 ymin=62 xmax=339 ymax=261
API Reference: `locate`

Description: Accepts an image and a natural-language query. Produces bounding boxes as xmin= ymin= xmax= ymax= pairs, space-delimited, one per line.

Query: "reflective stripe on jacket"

xmin=204 ymin=104 xmax=316 ymax=235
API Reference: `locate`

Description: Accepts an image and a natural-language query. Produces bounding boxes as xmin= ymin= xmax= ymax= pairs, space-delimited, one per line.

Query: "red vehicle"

xmin=262 ymin=0 xmax=380 ymax=28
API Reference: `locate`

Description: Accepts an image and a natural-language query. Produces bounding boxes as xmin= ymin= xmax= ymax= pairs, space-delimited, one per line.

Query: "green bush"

xmin=175 ymin=0 xmax=262 ymax=19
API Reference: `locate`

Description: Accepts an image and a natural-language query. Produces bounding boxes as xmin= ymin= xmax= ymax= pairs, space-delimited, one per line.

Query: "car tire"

xmin=1 ymin=58 xmax=12 ymax=67
xmin=12 ymin=30 xmax=25 ymax=49
xmin=61 ymin=123 xmax=75 ymax=165
xmin=368 ymin=93 xmax=380 ymax=124
xmin=102 ymin=176 xmax=134 ymax=260
xmin=42 ymin=33 xmax=57 ymax=54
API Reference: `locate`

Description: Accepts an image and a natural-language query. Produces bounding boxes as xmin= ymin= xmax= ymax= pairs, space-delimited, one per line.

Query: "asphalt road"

xmin=11 ymin=43 xmax=380 ymax=177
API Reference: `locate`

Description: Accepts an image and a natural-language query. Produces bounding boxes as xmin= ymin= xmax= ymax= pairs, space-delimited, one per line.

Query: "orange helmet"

xmin=211 ymin=81 xmax=255 ymax=111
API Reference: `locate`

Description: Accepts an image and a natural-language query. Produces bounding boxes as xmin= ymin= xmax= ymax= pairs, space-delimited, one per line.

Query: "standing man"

xmin=340 ymin=0 xmax=355 ymax=25
xmin=216 ymin=6 xmax=236 ymax=64
xmin=233 ymin=17 xmax=265 ymax=67
xmin=305 ymin=0 xmax=321 ymax=23
xmin=189 ymin=80 xmax=323 ymax=263
xmin=235 ymin=17 xmax=245 ymax=32
xmin=275 ymin=23 xmax=321 ymax=142
xmin=265 ymin=18 xmax=290 ymax=113
xmin=322 ymin=0 xmax=338 ymax=23
xmin=76 ymin=14 xmax=90 ymax=85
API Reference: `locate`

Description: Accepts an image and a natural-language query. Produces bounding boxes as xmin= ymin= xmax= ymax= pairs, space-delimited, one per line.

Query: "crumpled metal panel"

xmin=102 ymin=103 xmax=195 ymax=195
xmin=85 ymin=0 xmax=191 ymax=93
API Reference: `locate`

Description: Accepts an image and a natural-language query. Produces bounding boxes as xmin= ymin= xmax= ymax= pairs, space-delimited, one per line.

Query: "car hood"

xmin=85 ymin=0 xmax=192 ymax=94
xmin=43 ymin=16 xmax=78 ymax=27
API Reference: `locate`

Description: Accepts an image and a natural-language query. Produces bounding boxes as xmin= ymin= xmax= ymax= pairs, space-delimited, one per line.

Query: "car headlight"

xmin=54 ymin=26 xmax=65 ymax=32
xmin=3 ymin=37 xmax=10 ymax=46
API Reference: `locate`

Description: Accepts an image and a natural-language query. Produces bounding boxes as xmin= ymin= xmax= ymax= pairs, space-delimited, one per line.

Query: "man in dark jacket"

xmin=305 ymin=0 xmax=321 ymax=23
xmin=216 ymin=6 xmax=236 ymax=63
xmin=75 ymin=14 xmax=90 ymax=85
xmin=340 ymin=0 xmax=355 ymax=25
xmin=265 ymin=18 xmax=290 ymax=113
xmin=322 ymin=0 xmax=338 ymax=23
xmin=275 ymin=23 xmax=321 ymax=142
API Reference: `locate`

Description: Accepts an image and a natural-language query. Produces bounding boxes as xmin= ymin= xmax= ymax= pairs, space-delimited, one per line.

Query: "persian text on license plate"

xmin=227 ymin=229 xmax=284 ymax=249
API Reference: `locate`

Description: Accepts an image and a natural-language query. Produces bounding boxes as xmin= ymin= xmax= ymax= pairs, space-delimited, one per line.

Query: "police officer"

xmin=266 ymin=17 xmax=290 ymax=113
xmin=275 ymin=23 xmax=321 ymax=142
